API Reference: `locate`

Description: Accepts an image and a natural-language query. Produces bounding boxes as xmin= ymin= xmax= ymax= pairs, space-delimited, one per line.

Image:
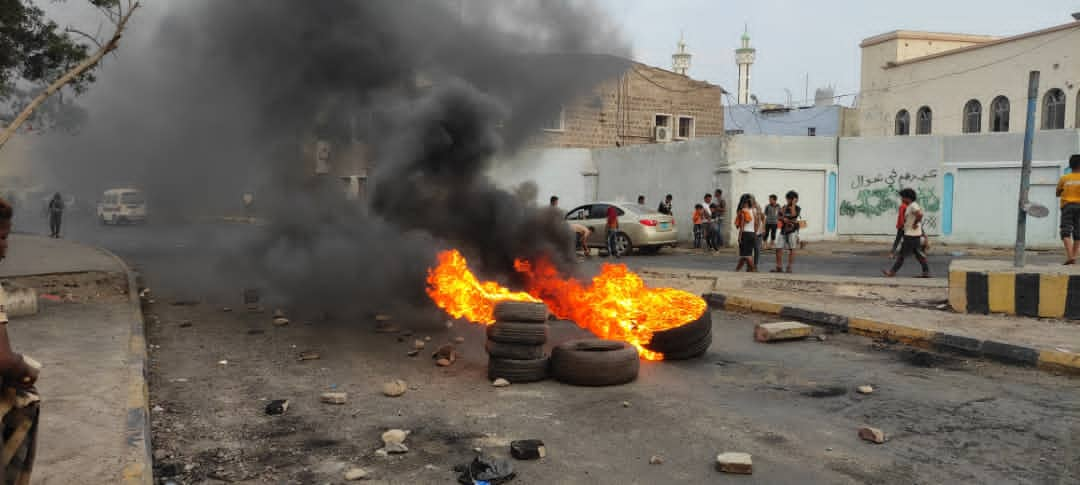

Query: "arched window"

xmin=991 ymin=96 xmax=1010 ymax=132
xmin=916 ymin=106 xmax=932 ymax=135
xmin=963 ymin=99 xmax=981 ymax=133
xmin=1043 ymin=89 xmax=1066 ymax=129
xmin=895 ymin=109 xmax=910 ymax=135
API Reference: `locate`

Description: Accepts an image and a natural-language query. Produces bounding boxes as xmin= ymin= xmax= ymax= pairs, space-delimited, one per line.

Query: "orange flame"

xmin=426 ymin=249 xmax=539 ymax=324
xmin=426 ymin=249 xmax=706 ymax=361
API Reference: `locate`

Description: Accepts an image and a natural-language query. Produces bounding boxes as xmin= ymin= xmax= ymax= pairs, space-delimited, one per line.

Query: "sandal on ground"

xmin=1066 ymin=259 xmax=1076 ymax=265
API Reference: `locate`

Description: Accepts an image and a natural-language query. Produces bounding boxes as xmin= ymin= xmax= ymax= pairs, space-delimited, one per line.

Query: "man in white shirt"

xmin=883 ymin=188 xmax=930 ymax=278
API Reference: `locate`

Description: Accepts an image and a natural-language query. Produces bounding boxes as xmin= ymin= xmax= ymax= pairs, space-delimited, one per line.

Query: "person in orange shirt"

xmin=733 ymin=195 xmax=757 ymax=272
xmin=692 ymin=203 xmax=705 ymax=249
xmin=1056 ymin=154 xmax=1080 ymax=264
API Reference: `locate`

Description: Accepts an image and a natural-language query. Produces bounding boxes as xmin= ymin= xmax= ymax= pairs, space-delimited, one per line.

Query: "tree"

xmin=0 ymin=0 xmax=139 ymax=151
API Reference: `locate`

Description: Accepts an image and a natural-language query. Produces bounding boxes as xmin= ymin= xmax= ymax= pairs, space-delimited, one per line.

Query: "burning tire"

xmin=659 ymin=329 xmax=712 ymax=360
xmin=550 ymin=339 xmax=639 ymax=387
xmin=643 ymin=310 xmax=712 ymax=355
xmin=488 ymin=356 xmax=549 ymax=383
xmin=493 ymin=301 xmax=549 ymax=323
xmin=486 ymin=322 xmax=548 ymax=345
xmin=485 ymin=340 xmax=545 ymax=360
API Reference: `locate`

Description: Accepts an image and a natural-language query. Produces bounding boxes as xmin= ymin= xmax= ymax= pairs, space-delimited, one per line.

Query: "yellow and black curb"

xmin=97 ymin=247 xmax=154 ymax=485
xmin=948 ymin=268 xmax=1080 ymax=319
xmin=703 ymin=292 xmax=1080 ymax=375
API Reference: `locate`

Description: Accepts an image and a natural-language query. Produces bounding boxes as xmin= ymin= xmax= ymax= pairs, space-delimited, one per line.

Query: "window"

xmin=588 ymin=204 xmax=623 ymax=219
xmin=991 ymin=96 xmax=1010 ymax=132
xmin=566 ymin=206 xmax=589 ymax=220
xmin=655 ymin=114 xmax=672 ymax=129
xmin=916 ymin=106 xmax=932 ymax=135
xmin=807 ymin=127 xmax=816 ymax=136
xmin=676 ymin=116 xmax=695 ymax=139
xmin=895 ymin=110 xmax=910 ymax=135
xmin=1043 ymin=89 xmax=1066 ymax=130
xmin=542 ymin=106 xmax=565 ymax=132
xmin=962 ymin=99 xmax=981 ymax=133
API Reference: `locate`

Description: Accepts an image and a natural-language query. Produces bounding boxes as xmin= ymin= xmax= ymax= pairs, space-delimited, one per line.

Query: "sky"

xmin=596 ymin=0 xmax=1080 ymax=106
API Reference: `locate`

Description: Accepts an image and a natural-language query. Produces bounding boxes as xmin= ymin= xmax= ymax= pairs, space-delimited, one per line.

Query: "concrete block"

xmin=715 ymin=452 xmax=752 ymax=474
xmin=320 ymin=392 xmax=348 ymax=404
xmin=754 ymin=321 xmax=812 ymax=342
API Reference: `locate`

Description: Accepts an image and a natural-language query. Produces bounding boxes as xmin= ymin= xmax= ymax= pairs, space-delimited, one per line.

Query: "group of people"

xmin=691 ymin=189 xmax=727 ymax=251
xmin=729 ymin=191 xmax=802 ymax=273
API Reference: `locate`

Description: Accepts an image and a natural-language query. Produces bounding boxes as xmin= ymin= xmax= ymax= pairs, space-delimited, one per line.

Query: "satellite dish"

xmin=1024 ymin=203 xmax=1049 ymax=218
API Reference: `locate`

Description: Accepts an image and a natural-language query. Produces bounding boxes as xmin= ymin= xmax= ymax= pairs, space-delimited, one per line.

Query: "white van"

xmin=97 ymin=188 xmax=147 ymax=224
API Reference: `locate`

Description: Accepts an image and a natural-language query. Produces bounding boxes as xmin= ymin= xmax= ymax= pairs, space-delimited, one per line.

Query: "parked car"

xmin=97 ymin=188 xmax=147 ymax=224
xmin=564 ymin=202 xmax=677 ymax=256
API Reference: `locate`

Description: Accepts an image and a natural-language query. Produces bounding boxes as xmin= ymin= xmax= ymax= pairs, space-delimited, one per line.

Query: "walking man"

xmin=772 ymin=191 xmax=801 ymax=273
xmin=883 ymin=188 xmax=930 ymax=277
xmin=889 ymin=195 xmax=910 ymax=259
xmin=605 ymin=204 xmax=620 ymax=258
xmin=47 ymin=193 xmax=64 ymax=239
xmin=1057 ymin=154 xmax=1080 ymax=265
xmin=657 ymin=194 xmax=673 ymax=216
xmin=764 ymin=194 xmax=779 ymax=249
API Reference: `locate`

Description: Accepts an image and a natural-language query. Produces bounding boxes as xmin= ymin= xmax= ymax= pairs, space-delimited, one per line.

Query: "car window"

xmin=565 ymin=205 xmax=589 ymax=220
xmin=589 ymin=204 xmax=624 ymax=219
xmin=121 ymin=192 xmax=145 ymax=205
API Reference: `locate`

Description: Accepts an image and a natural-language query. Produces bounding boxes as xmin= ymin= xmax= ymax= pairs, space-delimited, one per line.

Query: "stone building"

xmin=857 ymin=14 xmax=1080 ymax=136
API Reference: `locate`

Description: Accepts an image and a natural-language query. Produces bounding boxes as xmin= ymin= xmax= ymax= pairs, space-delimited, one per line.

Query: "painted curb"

xmin=96 ymin=247 xmax=154 ymax=485
xmin=703 ymin=291 xmax=1080 ymax=375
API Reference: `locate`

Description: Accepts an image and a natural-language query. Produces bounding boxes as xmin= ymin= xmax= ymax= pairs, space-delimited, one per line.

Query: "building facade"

xmin=857 ymin=17 xmax=1080 ymax=136
xmin=536 ymin=60 xmax=725 ymax=149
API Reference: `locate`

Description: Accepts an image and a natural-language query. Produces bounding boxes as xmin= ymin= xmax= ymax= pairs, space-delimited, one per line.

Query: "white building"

xmin=857 ymin=15 xmax=1080 ymax=136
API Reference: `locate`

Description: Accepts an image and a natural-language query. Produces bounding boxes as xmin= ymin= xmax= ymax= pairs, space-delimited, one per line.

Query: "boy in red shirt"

xmin=890 ymin=198 xmax=909 ymax=259
xmin=606 ymin=205 xmax=621 ymax=258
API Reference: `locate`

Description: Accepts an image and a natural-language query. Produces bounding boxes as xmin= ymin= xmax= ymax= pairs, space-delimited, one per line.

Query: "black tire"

xmin=493 ymin=301 xmax=549 ymax=323
xmin=485 ymin=340 xmax=544 ymax=360
xmin=488 ymin=356 xmax=549 ymax=383
xmin=644 ymin=310 xmax=711 ymax=354
xmin=486 ymin=322 xmax=548 ymax=345
xmin=550 ymin=339 xmax=639 ymax=386
xmin=613 ymin=233 xmax=632 ymax=257
xmin=660 ymin=329 xmax=712 ymax=360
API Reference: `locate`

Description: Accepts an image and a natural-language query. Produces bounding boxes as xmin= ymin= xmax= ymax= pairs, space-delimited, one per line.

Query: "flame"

xmin=426 ymin=250 xmax=706 ymax=361
xmin=426 ymin=249 xmax=539 ymax=324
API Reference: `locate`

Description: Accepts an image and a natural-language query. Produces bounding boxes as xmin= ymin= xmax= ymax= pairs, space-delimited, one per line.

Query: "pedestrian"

xmin=1057 ymin=154 xmax=1080 ymax=265
xmin=637 ymin=195 xmax=646 ymax=206
xmin=570 ymin=223 xmax=593 ymax=257
xmin=883 ymin=188 xmax=931 ymax=277
xmin=734 ymin=195 xmax=757 ymax=272
xmin=713 ymin=189 xmax=727 ymax=247
xmin=47 ymin=193 xmax=64 ymax=238
xmin=764 ymin=194 xmax=780 ymax=249
xmin=751 ymin=195 xmax=765 ymax=269
xmin=702 ymin=194 xmax=714 ymax=251
xmin=692 ymin=203 xmax=705 ymax=248
xmin=772 ymin=190 xmax=801 ymax=273
xmin=889 ymin=195 xmax=909 ymax=259
xmin=605 ymin=204 xmax=620 ymax=258
xmin=549 ymin=195 xmax=559 ymax=208
xmin=657 ymin=194 xmax=673 ymax=216
xmin=708 ymin=202 xmax=721 ymax=251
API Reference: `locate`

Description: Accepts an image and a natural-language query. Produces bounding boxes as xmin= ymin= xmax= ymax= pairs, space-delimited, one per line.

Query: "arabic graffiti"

xmin=839 ymin=186 xmax=941 ymax=218
xmin=850 ymin=169 xmax=938 ymax=190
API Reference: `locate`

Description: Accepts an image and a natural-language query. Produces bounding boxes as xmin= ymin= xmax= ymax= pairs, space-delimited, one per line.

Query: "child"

xmin=734 ymin=195 xmax=757 ymax=272
xmin=751 ymin=195 xmax=765 ymax=269
xmin=773 ymin=191 xmax=801 ymax=273
xmin=764 ymin=194 xmax=779 ymax=249
xmin=692 ymin=203 xmax=705 ymax=249
xmin=1057 ymin=154 xmax=1080 ymax=265
xmin=889 ymin=196 xmax=909 ymax=259
xmin=883 ymin=188 xmax=930 ymax=277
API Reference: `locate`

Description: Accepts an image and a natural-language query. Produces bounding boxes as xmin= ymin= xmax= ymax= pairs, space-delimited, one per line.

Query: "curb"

xmin=703 ymin=292 xmax=1080 ymax=376
xmin=95 ymin=247 xmax=154 ymax=485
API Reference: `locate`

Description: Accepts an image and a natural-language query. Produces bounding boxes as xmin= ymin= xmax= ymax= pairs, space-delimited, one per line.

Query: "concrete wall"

xmin=491 ymin=148 xmax=595 ymax=211
xmin=838 ymin=136 xmax=944 ymax=235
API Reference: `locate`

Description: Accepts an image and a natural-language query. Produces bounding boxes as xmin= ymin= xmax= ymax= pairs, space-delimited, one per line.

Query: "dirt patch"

xmin=3 ymin=271 xmax=128 ymax=304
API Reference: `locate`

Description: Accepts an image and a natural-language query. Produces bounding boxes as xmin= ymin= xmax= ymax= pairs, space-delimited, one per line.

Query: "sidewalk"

xmin=666 ymin=239 xmax=1057 ymax=258
xmin=0 ymin=234 xmax=150 ymax=484
xmin=640 ymin=266 xmax=1080 ymax=374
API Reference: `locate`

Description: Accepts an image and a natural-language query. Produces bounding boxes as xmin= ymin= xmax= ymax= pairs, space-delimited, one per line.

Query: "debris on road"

xmin=754 ymin=321 xmax=813 ymax=343
xmin=622 ymin=401 xmax=631 ymax=408
xmin=248 ymin=305 xmax=265 ymax=313
xmin=222 ymin=307 xmax=232 ymax=312
xmin=382 ymin=379 xmax=407 ymax=397
xmin=436 ymin=358 xmax=452 ymax=367
xmin=492 ymin=378 xmax=510 ymax=387
xmin=413 ymin=340 xmax=426 ymax=350
xmin=445 ymin=320 xmax=454 ymax=328
xmin=381 ymin=429 xmax=410 ymax=454
xmin=217 ymin=360 xmax=228 ymax=366
xmin=649 ymin=455 xmax=664 ymax=465
xmin=375 ymin=314 xmax=392 ymax=322
xmin=407 ymin=350 xmax=420 ymax=357
xmin=320 ymin=392 xmax=348 ymax=405
xmin=858 ymin=426 xmax=886 ymax=444
xmin=424 ymin=336 xmax=432 ymax=342
xmin=273 ymin=308 xmax=285 ymax=318
xmin=153 ymin=449 xmax=168 ymax=461
xmin=454 ymin=336 xmax=465 ymax=344
xmin=171 ymin=300 xmax=199 ymax=306
xmin=298 ymin=351 xmax=321 ymax=361
xmin=265 ymin=399 xmax=289 ymax=416
xmin=178 ymin=321 xmax=193 ymax=328
xmin=455 ymin=455 xmax=515 ymax=484
xmin=510 ymin=439 xmax=546 ymax=460
xmin=152 ymin=405 xmax=164 ymax=413
xmin=272 ymin=317 xmax=290 ymax=326
xmin=431 ymin=344 xmax=458 ymax=365
xmin=857 ymin=385 xmax=874 ymax=394
xmin=344 ymin=467 xmax=370 ymax=480
xmin=715 ymin=452 xmax=753 ymax=474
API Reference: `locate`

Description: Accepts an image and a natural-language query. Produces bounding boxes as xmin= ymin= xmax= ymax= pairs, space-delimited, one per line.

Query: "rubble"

xmin=431 ymin=344 xmax=458 ymax=365
xmin=754 ymin=321 xmax=813 ymax=342
xmin=455 ymin=456 xmax=515 ymax=484
xmin=510 ymin=439 xmax=546 ymax=460
xmin=454 ymin=336 xmax=466 ymax=344
xmin=273 ymin=309 xmax=285 ymax=318
xmin=715 ymin=452 xmax=753 ymax=474
xmin=375 ymin=314 xmax=392 ymax=322
xmin=153 ymin=449 xmax=168 ymax=461
xmin=297 ymin=351 xmax=321 ymax=361
xmin=344 ymin=467 xmax=370 ymax=481
xmin=858 ymin=427 xmax=886 ymax=444
xmin=222 ymin=307 xmax=232 ymax=312
xmin=857 ymin=385 xmax=874 ymax=394
xmin=179 ymin=321 xmax=193 ymax=328
xmin=264 ymin=399 xmax=289 ymax=416
xmin=622 ymin=401 xmax=631 ymax=408
xmin=407 ymin=350 xmax=420 ymax=357
xmin=492 ymin=378 xmax=510 ymax=387
xmin=382 ymin=379 xmax=408 ymax=397
xmin=436 ymin=358 xmax=452 ymax=367
xmin=272 ymin=317 xmax=290 ymax=326
xmin=424 ymin=336 xmax=432 ymax=342
xmin=445 ymin=320 xmax=454 ymax=328
xmin=413 ymin=340 xmax=426 ymax=350
xmin=381 ymin=429 xmax=409 ymax=454
xmin=649 ymin=455 xmax=664 ymax=465
xmin=320 ymin=392 xmax=348 ymax=405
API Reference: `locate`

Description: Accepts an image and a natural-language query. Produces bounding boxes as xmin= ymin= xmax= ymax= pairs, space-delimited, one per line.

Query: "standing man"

xmin=883 ymin=188 xmax=930 ymax=277
xmin=763 ymin=194 xmax=780 ymax=249
xmin=772 ymin=191 xmax=801 ymax=273
xmin=47 ymin=193 xmax=64 ymax=239
xmin=637 ymin=195 xmax=646 ymax=206
xmin=713 ymin=189 xmax=727 ymax=248
xmin=1057 ymin=154 xmax=1080 ymax=265
xmin=702 ymin=194 xmax=714 ymax=251
xmin=549 ymin=196 xmax=559 ymax=208
xmin=605 ymin=204 xmax=621 ymax=258
xmin=657 ymin=194 xmax=673 ymax=216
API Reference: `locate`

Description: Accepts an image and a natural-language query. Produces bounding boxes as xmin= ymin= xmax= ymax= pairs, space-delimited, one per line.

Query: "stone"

xmin=492 ymin=378 xmax=510 ymax=387
xmin=622 ymin=401 xmax=631 ymax=408
xmin=298 ymin=351 xmax=321 ymax=361
xmin=407 ymin=350 xmax=420 ymax=357
xmin=431 ymin=344 xmax=457 ymax=362
xmin=400 ymin=330 xmax=414 ymax=337
xmin=445 ymin=320 xmax=454 ymax=328
xmin=272 ymin=317 xmax=290 ymax=326
xmin=382 ymin=379 xmax=407 ymax=397
xmin=856 ymin=385 xmax=874 ymax=395
xmin=715 ymin=452 xmax=753 ymax=474
xmin=649 ymin=455 xmax=664 ymax=465
xmin=374 ymin=449 xmax=389 ymax=458
xmin=424 ymin=336 xmax=432 ymax=341
xmin=382 ymin=429 xmax=409 ymax=445
xmin=179 ymin=321 xmax=193 ymax=328
xmin=222 ymin=307 xmax=232 ymax=312
xmin=454 ymin=336 xmax=466 ymax=344
xmin=344 ymin=467 xmax=369 ymax=480
xmin=858 ymin=427 xmax=886 ymax=444
xmin=436 ymin=358 xmax=452 ymax=367
xmin=384 ymin=442 xmax=408 ymax=454
xmin=273 ymin=308 xmax=285 ymax=318
xmin=320 ymin=392 xmax=348 ymax=404
xmin=413 ymin=340 xmax=426 ymax=350
xmin=375 ymin=314 xmax=392 ymax=322
xmin=153 ymin=449 xmax=169 ymax=461
xmin=152 ymin=405 xmax=164 ymax=413
xmin=754 ymin=321 xmax=813 ymax=343
xmin=510 ymin=439 xmax=546 ymax=460
xmin=265 ymin=399 xmax=289 ymax=416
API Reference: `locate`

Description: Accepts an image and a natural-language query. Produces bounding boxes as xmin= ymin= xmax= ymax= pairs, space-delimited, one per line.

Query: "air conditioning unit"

xmin=654 ymin=125 xmax=672 ymax=142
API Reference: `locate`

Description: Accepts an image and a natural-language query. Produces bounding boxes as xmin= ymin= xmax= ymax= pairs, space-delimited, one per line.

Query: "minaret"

xmin=672 ymin=33 xmax=691 ymax=76
xmin=735 ymin=27 xmax=756 ymax=104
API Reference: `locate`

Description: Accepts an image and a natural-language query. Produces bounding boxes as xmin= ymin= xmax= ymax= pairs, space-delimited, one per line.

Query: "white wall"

xmin=838 ymin=136 xmax=944 ymax=235
xmin=490 ymin=148 xmax=595 ymax=210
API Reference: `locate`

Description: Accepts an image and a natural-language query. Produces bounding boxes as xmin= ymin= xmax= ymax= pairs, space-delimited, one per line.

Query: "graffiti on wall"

xmin=839 ymin=186 xmax=941 ymax=228
xmin=849 ymin=169 xmax=938 ymax=190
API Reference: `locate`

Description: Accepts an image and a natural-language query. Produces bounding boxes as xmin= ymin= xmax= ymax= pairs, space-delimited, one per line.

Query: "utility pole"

xmin=1015 ymin=71 xmax=1040 ymax=267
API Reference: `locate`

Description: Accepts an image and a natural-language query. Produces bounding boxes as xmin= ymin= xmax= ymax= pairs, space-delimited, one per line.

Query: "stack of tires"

xmin=486 ymin=301 xmax=550 ymax=383
xmin=642 ymin=310 xmax=712 ymax=360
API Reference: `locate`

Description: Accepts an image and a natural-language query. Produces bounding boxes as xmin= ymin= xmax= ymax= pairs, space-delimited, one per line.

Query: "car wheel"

xmin=486 ymin=322 xmax=549 ymax=345
xmin=492 ymin=301 xmax=549 ymax=323
xmin=550 ymin=339 xmax=639 ymax=386
xmin=614 ymin=233 xmax=632 ymax=257
xmin=488 ymin=355 xmax=549 ymax=383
